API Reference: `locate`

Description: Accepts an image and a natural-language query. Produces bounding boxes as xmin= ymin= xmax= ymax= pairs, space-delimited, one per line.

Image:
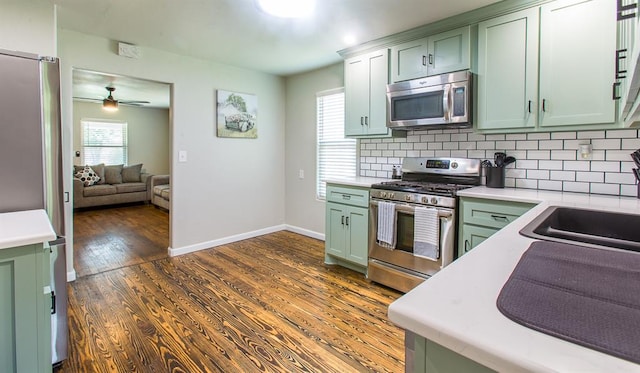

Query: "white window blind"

xmin=81 ymin=120 xmax=128 ymax=165
xmin=316 ymin=89 xmax=356 ymax=199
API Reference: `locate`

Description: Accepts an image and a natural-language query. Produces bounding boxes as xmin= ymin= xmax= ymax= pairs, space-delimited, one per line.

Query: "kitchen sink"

xmin=519 ymin=206 xmax=640 ymax=253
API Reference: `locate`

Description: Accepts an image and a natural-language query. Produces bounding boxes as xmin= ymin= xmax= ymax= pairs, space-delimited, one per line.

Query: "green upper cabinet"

xmin=477 ymin=8 xmax=539 ymax=131
xmin=538 ymin=0 xmax=616 ymax=127
xmin=390 ymin=26 xmax=471 ymax=83
xmin=344 ymin=48 xmax=391 ymax=137
xmin=477 ymin=0 xmax=617 ymax=132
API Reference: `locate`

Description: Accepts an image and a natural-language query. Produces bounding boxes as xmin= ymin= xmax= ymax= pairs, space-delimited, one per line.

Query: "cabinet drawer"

xmin=326 ymin=185 xmax=369 ymax=208
xmin=461 ymin=198 xmax=534 ymax=229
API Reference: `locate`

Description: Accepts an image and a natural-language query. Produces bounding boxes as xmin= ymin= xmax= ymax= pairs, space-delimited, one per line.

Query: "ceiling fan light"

xmin=257 ymin=0 xmax=315 ymax=18
xmin=103 ymin=99 xmax=119 ymax=111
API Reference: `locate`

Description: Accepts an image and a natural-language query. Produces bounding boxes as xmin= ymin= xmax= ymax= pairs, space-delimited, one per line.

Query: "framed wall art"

xmin=216 ymin=89 xmax=258 ymax=139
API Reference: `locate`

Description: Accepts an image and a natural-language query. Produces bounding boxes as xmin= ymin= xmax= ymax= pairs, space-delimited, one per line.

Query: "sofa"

xmin=150 ymin=175 xmax=170 ymax=210
xmin=73 ymin=163 xmax=153 ymax=209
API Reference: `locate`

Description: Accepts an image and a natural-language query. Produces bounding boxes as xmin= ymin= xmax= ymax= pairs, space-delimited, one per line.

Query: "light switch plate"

xmin=178 ymin=150 xmax=188 ymax=163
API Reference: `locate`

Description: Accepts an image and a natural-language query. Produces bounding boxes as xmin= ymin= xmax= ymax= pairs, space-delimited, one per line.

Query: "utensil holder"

xmin=485 ymin=167 xmax=505 ymax=188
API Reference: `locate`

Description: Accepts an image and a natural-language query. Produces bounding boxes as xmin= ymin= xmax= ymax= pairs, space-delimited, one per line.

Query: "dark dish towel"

xmin=496 ymin=241 xmax=640 ymax=364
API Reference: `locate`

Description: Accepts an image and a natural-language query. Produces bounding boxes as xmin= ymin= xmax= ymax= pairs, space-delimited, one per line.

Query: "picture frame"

xmin=216 ymin=89 xmax=258 ymax=138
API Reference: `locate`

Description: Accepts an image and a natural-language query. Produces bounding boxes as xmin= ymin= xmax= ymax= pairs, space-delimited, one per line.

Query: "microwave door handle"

xmin=443 ymin=84 xmax=451 ymax=122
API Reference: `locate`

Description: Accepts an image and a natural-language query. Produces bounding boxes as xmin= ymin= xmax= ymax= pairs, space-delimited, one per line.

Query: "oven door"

xmin=368 ymin=199 xmax=455 ymax=276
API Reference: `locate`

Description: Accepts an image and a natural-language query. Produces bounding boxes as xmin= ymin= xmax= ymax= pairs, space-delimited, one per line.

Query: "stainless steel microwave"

xmin=386 ymin=70 xmax=472 ymax=130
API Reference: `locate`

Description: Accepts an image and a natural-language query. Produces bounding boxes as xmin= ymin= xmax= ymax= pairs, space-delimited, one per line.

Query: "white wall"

xmin=0 ymin=0 xmax=56 ymax=56
xmin=284 ymin=63 xmax=344 ymax=237
xmin=73 ymin=101 xmax=170 ymax=175
xmin=59 ymin=30 xmax=286 ymax=272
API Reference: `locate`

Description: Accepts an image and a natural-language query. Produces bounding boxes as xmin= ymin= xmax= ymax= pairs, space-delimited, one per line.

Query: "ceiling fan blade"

xmin=120 ymin=100 xmax=151 ymax=104
xmin=119 ymin=102 xmax=145 ymax=107
xmin=73 ymin=96 xmax=103 ymax=102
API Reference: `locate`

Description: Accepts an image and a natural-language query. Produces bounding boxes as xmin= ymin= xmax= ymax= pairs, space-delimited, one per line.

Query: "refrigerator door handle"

xmin=64 ymin=192 xmax=69 ymax=203
xmin=51 ymin=291 xmax=56 ymax=314
xmin=49 ymin=236 xmax=65 ymax=246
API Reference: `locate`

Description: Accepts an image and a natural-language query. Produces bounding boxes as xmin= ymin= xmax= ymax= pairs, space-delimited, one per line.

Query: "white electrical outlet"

xmin=299 ymin=169 xmax=304 ymax=179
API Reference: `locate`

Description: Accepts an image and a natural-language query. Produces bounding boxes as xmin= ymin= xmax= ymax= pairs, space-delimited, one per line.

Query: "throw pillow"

xmin=122 ymin=163 xmax=143 ymax=183
xmin=74 ymin=163 xmax=105 ymax=184
xmin=104 ymin=164 xmax=124 ymax=184
xmin=74 ymin=165 xmax=101 ymax=186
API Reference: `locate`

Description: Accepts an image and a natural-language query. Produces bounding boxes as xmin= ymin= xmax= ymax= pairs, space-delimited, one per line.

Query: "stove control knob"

xmin=430 ymin=197 xmax=438 ymax=204
xmin=380 ymin=192 xmax=386 ymax=198
xmin=389 ymin=193 xmax=395 ymax=199
xmin=405 ymin=195 xmax=412 ymax=202
xmin=451 ymin=162 xmax=458 ymax=169
xmin=421 ymin=196 xmax=428 ymax=203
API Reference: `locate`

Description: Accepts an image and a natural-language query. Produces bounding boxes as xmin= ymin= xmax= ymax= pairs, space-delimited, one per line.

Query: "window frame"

xmin=80 ymin=119 xmax=129 ymax=166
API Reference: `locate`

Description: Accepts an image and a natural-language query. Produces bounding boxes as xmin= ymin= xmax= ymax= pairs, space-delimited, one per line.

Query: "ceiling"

xmin=61 ymin=0 xmax=501 ymax=108
xmin=73 ymin=69 xmax=171 ymax=109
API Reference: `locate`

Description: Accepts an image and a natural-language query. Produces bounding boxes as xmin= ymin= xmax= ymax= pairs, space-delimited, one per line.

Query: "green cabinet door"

xmin=538 ymin=0 xmax=616 ymax=127
xmin=477 ymin=8 xmax=539 ymax=130
xmin=428 ymin=26 xmax=471 ymax=76
xmin=0 ymin=244 xmax=51 ymax=373
xmin=344 ymin=55 xmax=369 ymax=137
xmin=390 ymin=37 xmax=429 ymax=82
xmin=345 ymin=206 xmax=368 ymax=266
xmin=326 ymin=202 xmax=347 ymax=258
xmin=344 ymin=48 xmax=390 ymax=137
xmin=458 ymin=224 xmax=497 ymax=258
xmin=367 ymin=49 xmax=390 ymax=136
xmin=411 ymin=333 xmax=496 ymax=373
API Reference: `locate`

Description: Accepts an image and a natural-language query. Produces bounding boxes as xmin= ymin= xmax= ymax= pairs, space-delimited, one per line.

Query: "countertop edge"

xmin=0 ymin=209 xmax=56 ymax=250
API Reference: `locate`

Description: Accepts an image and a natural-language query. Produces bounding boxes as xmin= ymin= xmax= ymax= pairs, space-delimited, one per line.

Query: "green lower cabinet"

xmin=408 ymin=331 xmax=496 ymax=373
xmin=0 ymin=244 xmax=51 ymax=373
xmin=325 ymin=202 xmax=368 ymax=271
xmin=458 ymin=197 xmax=535 ymax=257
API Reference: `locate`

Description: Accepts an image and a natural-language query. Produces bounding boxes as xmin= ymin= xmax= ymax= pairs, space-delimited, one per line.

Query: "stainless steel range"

xmin=368 ymin=157 xmax=481 ymax=293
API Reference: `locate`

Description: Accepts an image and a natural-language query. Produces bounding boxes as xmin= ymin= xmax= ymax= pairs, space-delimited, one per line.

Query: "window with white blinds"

xmin=81 ymin=120 xmax=128 ymax=165
xmin=316 ymin=88 xmax=356 ymax=199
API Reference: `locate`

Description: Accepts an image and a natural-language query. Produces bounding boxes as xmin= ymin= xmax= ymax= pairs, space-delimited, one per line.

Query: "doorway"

xmin=71 ymin=69 xmax=171 ymax=277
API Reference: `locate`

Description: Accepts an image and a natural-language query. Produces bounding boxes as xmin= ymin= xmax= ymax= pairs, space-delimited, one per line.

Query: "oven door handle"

xmin=370 ymin=200 xmax=453 ymax=218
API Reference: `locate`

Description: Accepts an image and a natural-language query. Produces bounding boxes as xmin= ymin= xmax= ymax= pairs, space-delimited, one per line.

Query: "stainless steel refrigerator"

xmin=0 ymin=49 xmax=68 ymax=365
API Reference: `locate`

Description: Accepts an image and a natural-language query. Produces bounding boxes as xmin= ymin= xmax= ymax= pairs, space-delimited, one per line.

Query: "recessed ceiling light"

xmin=257 ymin=0 xmax=315 ymax=18
xmin=343 ymin=34 xmax=357 ymax=46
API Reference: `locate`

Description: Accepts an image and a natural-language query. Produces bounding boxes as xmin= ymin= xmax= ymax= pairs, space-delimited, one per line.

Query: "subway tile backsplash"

xmin=359 ymin=128 xmax=640 ymax=197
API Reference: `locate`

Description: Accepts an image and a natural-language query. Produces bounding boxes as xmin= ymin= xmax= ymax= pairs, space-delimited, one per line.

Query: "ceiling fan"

xmin=74 ymin=86 xmax=151 ymax=111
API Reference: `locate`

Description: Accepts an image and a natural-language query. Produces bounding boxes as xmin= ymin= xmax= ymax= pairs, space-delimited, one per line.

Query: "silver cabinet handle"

xmin=527 ymin=100 xmax=532 ymax=113
xmin=491 ymin=214 xmax=508 ymax=222
xmin=422 ymin=55 xmax=427 ymax=66
xmin=428 ymin=54 xmax=434 ymax=65
xmin=542 ymin=99 xmax=547 ymax=112
xmin=341 ymin=216 xmax=345 ymax=225
xmin=345 ymin=216 xmax=349 ymax=226
xmin=364 ymin=116 xmax=368 ymax=126
xmin=342 ymin=195 xmax=351 ymax=200
xmin=464 ymin=239 xmax=471 ymax=252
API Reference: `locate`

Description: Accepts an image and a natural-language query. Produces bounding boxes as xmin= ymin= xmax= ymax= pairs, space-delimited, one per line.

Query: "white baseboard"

xmin=285 ymin=225 xmax=325 ymax=241
xmin=67 ymin=269 xmax=77 ymax=282
xmin=168 ymin=224 xmax=287 ymax=257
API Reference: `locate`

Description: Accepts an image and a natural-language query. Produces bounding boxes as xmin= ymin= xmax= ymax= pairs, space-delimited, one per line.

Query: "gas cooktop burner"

xmin=373 ymin=181 xmax=472 ymax=196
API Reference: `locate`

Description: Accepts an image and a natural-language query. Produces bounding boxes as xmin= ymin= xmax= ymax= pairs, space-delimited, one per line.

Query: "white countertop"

xmin=388 ymin=187 xmax=640 ymax=372
xmin=0 ymin=209 xmax=56 ymax=250
xmin=324 ymin=176 xmax=390 ymax=188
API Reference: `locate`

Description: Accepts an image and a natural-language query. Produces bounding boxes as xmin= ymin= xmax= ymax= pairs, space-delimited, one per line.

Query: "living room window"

xmin=316 ymin=88 xmax=356 ymax=200
xmin=81 ymin=120 xmax=128 ymax=165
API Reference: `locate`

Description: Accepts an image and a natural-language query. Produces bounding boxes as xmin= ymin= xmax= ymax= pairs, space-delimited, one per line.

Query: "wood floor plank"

xmin=58 ymin=230 xmax=404 ymax=372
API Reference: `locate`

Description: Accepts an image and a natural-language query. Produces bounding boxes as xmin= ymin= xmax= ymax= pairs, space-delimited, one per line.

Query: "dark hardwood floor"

xmin=58 ymin=231 xmax=404 ymax=372
xmin=73 ymin=204 xmax=169 ymax=277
